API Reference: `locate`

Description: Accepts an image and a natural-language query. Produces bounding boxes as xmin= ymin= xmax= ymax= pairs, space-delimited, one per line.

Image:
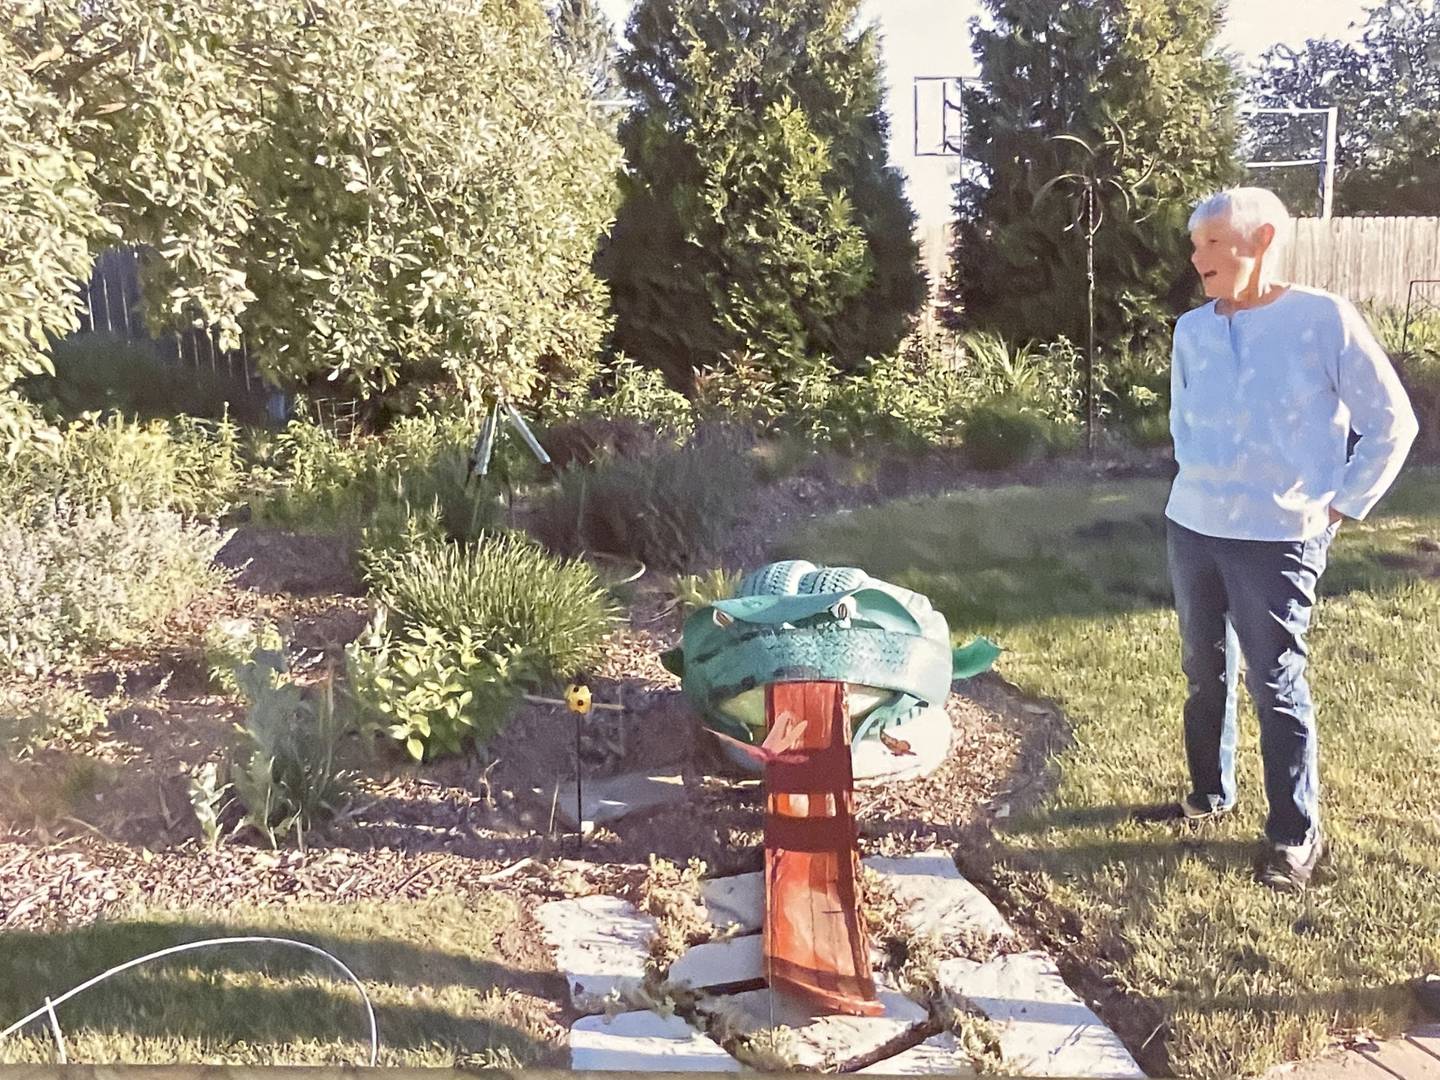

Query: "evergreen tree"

xmin=945 ymin=0 xmax=1241 ymax=350
xmin=603 ymin=0 xmax=926 ymax=389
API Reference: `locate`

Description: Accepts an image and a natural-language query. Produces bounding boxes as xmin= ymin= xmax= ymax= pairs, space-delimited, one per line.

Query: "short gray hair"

xmin=1188 ymin=187 xmax=1293 ymax=251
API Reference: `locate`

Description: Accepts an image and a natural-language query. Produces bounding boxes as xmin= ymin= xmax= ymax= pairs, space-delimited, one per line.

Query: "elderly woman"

xmin=1161 ymin=187 xmax=1418 ymax=890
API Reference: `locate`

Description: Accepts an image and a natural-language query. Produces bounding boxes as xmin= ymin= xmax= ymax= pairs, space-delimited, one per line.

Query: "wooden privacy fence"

xmin=1277 ymin=216 xmax=1440 ymax=310
xmin=77 ymin=246 xmax=269 ymax=394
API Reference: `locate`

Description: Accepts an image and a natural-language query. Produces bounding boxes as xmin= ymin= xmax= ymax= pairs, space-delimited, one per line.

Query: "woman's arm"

xmin=1329 ymin=299 xmax=1420 ymax=520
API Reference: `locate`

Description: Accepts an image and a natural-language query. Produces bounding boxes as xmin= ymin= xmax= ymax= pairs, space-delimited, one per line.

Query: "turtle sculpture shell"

xmin=664 ymin=560 xmax=1000 ymax=785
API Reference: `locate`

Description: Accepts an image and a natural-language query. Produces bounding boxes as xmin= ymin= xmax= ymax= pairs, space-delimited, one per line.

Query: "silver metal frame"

xmin=1240 ymin=105 xmax=1340 ymax=219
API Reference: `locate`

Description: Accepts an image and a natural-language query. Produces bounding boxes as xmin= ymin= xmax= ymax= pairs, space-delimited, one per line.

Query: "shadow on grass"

xmin=0 ymin=916 xmax=563 ymax=1061
xmin=774 ymin=469 xmax=1440 ymax=636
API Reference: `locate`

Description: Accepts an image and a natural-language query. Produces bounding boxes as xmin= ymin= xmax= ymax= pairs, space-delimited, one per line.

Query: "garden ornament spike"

xmin=663 ymin=561 xmax=1000 ymax=1017
xmin=568 ymin=677 xmax=593 ymax=851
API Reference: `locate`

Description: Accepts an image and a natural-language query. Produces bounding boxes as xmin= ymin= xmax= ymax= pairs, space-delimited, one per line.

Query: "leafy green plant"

xmin=363 ymin=533 xmax=617 ymax=683
xmin=249 ymin=414 xmax=510 ymax=542
xmin=203 ymin=618 xmax=285 ymax=694
xmin=0 ymin=411 xmax=246 ymax=521
xmin=961 ymin=398 xmax=1076 ymax=471
xmin=958 ymin=331 xmax=1083 ymax=422
xmin=536 ymin=432 xmax=754 ymax=573
xmin=544 ymin=356 xmax=695 ymax=437
xmin=669 ymin=568 xmax=741 ymax=616
xmin=0 ymin=503 xmax=228 ymax=676
xmin=787 ymin=352 xmax=971 ymax=451
xmin=187 ymin=761 xmax=232 ymax=850
xmin=346 ymin=615 xmax=524 ymax=761
xmin=229 ymin=650 xmax=354 ymax=850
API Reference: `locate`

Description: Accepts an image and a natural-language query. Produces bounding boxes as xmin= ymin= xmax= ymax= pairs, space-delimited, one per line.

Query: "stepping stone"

xmin=864 ymin=850 xmax=1016 ymax=944
xmin=555 ymin=772 xmax=687 ymax=831
xmin=701 ymin=871 xmax=764 ymax=934
xmin=939 ymin=952 xmax=1144 ymax=1078
xmin=571 ymin=1010 xmax=741 ymax=1072
xmin=859 ymin=1032 xmax=979 ymax=1075
xmin=669 ymin=934 xmax=765 ymax=990
xmin=1360 ymin=1038 xmax=1440 ymax=1079
xmin=700 ymin=986 xmax=929 ymax=1071
xmin=536 ymin=895 xmax=656 ymax=1014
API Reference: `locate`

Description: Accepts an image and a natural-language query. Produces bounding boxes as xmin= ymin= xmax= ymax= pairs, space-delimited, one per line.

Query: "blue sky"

xmin=593 ymin=0 xmax=1372 ymax=234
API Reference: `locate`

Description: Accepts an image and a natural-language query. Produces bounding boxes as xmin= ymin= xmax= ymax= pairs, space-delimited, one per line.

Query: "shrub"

xmin=248 ymin=414 xmax=512 ymax=541
xmin=0 ymin=413 xmax=244 ymax=520
xmin=543 ymin=356 xmax=696 ymax=437
xmin=538 ymin=416 xmax=660 ymax=472
xmin=535 ymin=431 xmax=754 ymax=573
xmin=961 ymin=399 xmax=1077 ymax=471
xmin=346 ymin=615 xmax=523 ymax=762
xmin=1097 ymin=343 xmax=1171 ymax=448
xmin=0 ymin=503 xmax=228 ymax=676
xmin=229 ymin=650 xmax=355 ymax=850
xmin=957 ymin=331 xmax=1083 ymax=423
xmin=789 ymin=353 xmax=971 ymax=452
xmin=364 ymin=532 xmax=617 ymax=683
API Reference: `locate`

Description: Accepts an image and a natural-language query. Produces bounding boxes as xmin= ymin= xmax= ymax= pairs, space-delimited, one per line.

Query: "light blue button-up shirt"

xmin=1166 ymin=285 xmax=1419 ymax=541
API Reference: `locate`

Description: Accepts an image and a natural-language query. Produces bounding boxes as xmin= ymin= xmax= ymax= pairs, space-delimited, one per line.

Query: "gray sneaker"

xmin=1179 ymin=794 xmax=1235 ymax=820
xmin=1134 ymin=794 xmax=1236 ymax=824
xmin=1257 ymin=834 xmax=1324 ymax=891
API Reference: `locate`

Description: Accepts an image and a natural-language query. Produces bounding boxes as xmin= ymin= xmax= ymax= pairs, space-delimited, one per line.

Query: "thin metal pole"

xmin=574 ymin=710 xmax=584 ymax=852
xmin=1320 ymin=106 xmax=1338 ymax=219
xmin=1086 ymin=184 xmax=1096 ymax=457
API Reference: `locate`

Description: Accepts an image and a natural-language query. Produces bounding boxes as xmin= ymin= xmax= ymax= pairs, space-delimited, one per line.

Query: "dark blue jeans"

xmin=1166 ymin=519 xmax=1336 ymax=846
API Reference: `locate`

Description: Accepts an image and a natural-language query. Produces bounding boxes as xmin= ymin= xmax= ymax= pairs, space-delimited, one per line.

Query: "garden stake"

xmin=566 ymin=679 xmax=593 ymax=851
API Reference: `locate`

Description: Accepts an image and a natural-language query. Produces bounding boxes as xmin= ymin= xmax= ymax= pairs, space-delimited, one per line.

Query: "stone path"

xmin=537 ymin=849 xmax=1145 ymax=1075
xmin=1266 ymin=1026 xmax=1440 ymax=1080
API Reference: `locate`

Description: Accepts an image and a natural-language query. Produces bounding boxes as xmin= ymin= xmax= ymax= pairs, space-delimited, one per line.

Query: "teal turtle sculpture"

xmin=662 ymin=559 xmax=1000 ymax=784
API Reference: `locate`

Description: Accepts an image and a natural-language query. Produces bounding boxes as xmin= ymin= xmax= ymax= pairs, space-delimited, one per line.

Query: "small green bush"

xmin=230 ymin=650 xmax=355 ymax=850
xmin=0 ymin=413 xmax=244 ymax=520
xmin=248 ymin=414 xmax=511 ymax=541
xmin=346 ymin=616 xmax=523 ymax=762
xmin=0 ymin=503 xmax=228 ymax=676
xmin=543 ymin=356 xmax=695 ymax=436
xmin=1097 ymin=344 xmax=1171 ymax=449
xmin=203 ymin=618 xmax=285 ymax=694
xmin=538 ymin=416 xmax=660 ymax=472
xmin=957 ymin=331 xmax=1083 ymax=423
xmin=670 ymin=568 xmax=741 ymax=616
xmin=961 ymin=399 xmax=1076 ymax=471
xmin=788 ymin=353 xmax=971 ymax=451
xmin=364 ymin=532 xmax=617 ymax=683
xmin=535 ymin=431 xmax=754 ymax=573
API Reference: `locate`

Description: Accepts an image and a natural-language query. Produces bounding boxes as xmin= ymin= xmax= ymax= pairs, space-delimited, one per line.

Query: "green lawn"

xmin=0 ymin=895 xmax=565 ymax=1067
xmin=781 ymin=467 xmax=1440 ymax=1079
